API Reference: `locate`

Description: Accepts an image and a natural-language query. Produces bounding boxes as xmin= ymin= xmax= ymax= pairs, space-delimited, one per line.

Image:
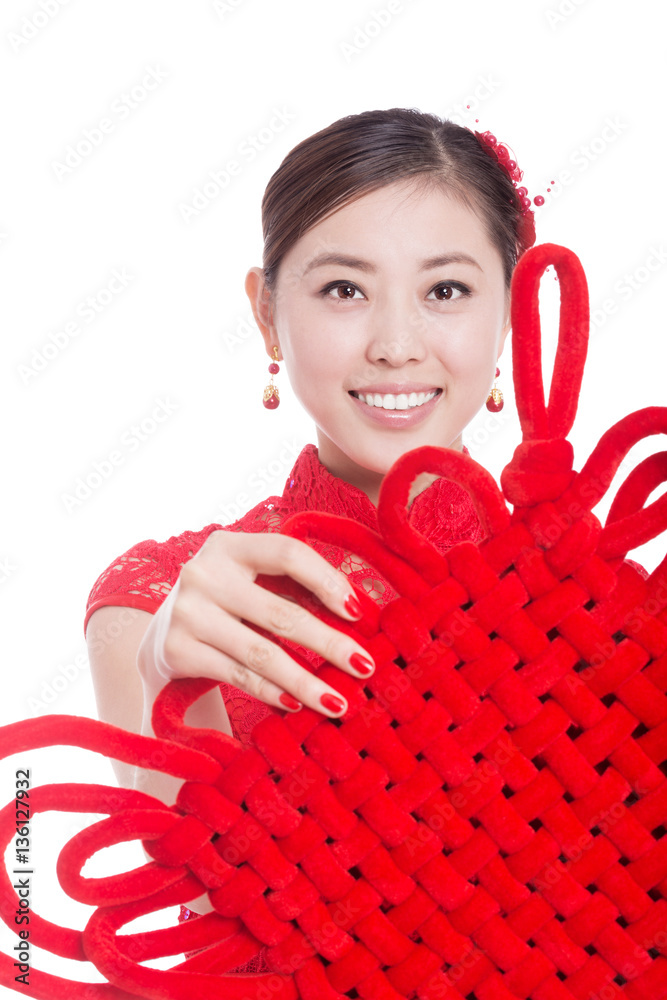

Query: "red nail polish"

xmin=279 ymin=692 xmax=302 ymax=712
xmin=344 ymin=594 xmax=363 ymax=619
xmin=349 ymin=652 xmax=374 ymax=676
xmin=320 ymin=692 xmax=346 ymax=715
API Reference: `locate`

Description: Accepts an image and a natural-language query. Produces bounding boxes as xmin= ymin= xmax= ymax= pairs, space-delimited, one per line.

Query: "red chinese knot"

xmin=1 ymin=244 xmax=667 ymax=1000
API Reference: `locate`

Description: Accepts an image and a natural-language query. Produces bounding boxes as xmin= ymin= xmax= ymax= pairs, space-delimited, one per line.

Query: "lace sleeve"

xmin=83 ymin=526 xmax=222 ymax=634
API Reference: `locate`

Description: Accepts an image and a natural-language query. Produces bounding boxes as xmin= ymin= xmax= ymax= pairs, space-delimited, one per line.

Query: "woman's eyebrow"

xmin=303 ymin=252 xmax=375 ymax=274
xmin=419 ymin=252 xmax=482 ymax=271
xmin=302 ymin=251 xmax=483 ymax=275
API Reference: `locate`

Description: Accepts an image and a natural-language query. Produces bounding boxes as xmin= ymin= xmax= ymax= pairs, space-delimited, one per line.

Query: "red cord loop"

xmin=510 ymin=243 xmax=589 ymax=442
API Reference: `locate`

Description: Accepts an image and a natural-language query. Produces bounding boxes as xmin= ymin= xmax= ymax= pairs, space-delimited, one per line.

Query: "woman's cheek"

xmin=444 ymin=323 xmax=499 ymax=375
xmin=281 ymin=322 xmax=323 ymax=381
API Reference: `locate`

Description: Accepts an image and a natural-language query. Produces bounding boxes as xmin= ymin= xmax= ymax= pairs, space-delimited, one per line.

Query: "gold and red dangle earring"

xmin=486 ymin=366 xmax=504 ymax=412
xmin=263 ymin=346 xmax=281 ymax=409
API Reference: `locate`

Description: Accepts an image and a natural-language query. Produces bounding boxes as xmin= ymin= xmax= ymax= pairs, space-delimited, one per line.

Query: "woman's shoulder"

xmin=82 ymin=487 xmax=291 ymax=634
xmin=83 ymin=523 xmax=224 ymax=632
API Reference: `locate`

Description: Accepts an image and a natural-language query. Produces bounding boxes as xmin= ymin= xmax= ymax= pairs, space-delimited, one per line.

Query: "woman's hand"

xmin=137 ymin=530 xmax=375 ymax=718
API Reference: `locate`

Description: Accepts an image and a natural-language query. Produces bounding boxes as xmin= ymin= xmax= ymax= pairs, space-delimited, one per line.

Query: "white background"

xmin=0 ymin=0 xmax=665 ymax=993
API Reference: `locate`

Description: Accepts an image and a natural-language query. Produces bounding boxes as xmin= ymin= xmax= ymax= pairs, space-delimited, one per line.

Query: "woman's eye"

xmin=428 ymin=282 xmax=471 ymax=301
xmin=322 ymin=281 xmax=364 ymax=300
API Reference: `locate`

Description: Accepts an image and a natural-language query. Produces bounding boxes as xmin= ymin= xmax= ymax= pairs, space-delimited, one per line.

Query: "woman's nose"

xmin=364 ymin=298 xmax=427 ymax=365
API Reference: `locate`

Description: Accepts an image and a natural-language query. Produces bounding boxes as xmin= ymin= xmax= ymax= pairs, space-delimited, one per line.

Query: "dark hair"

xmin=261 ymin=108 xmax=532 ymax=292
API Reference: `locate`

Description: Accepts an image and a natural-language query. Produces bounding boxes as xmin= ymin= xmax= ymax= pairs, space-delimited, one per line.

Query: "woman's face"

xmin=248 ymin=179 xmax=510 ymax=492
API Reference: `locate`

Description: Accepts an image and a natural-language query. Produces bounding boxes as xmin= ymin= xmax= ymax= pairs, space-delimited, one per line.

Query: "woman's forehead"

xmin=280 ymin=180 xmax=500 ymax=275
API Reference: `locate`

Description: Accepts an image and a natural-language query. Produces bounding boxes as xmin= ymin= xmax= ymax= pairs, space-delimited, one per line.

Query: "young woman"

xmin=84 ymin=107 xmax=531 ymax=930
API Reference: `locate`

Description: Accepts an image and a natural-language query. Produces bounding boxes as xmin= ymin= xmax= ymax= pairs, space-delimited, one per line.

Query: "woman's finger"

xmin=236 ymin=624 xmax=351 ymax=716
xmin=163 ymin=615 xmax=350 ymax=717
xmin=191 ymin=609 xmax=353 ymax=716
xmin=200 ymin=575 xmax=374 ymax=682
xmin=164 ymin=630 xmax=303 ymax=712
xmin=205 ymin=531 xmax=365 ymax=620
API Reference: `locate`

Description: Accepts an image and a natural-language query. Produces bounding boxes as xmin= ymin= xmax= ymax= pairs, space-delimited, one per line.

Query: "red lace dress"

xmin=84 ymin=442 xmax=483 ymax=968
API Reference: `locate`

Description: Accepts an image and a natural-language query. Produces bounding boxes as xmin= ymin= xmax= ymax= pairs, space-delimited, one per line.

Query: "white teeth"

xmin=354 ymin=391 xmax=437 ymax=410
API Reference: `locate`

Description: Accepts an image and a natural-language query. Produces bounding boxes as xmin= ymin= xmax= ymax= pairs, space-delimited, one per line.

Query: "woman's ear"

xmin=245 ymin=267 xmax=279 ymax=357
xmin=498 ymin=293 xmax=512 ymax=356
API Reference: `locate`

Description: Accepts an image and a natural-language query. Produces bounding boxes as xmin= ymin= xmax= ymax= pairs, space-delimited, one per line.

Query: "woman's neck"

xmin=315 ymin=430 xmax=464 ymax=508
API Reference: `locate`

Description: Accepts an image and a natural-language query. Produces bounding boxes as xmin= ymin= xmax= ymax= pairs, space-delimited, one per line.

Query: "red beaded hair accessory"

xmin=471 ymin=129 xmax=543 ymax=256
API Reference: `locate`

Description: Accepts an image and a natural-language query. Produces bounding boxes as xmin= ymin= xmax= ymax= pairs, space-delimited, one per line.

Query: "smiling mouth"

xmin=349 ymin=389 xmax=442 ymax=411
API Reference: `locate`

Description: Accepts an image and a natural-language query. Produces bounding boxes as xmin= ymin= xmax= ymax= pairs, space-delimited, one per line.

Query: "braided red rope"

xmin=1 ymin=243 xmax=667 ymax=999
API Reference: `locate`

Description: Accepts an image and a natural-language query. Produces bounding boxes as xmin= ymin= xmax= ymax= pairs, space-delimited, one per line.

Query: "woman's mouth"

xmin=349 ymin=389 xmax=440 ymax=410
xmin=348 ymin=387 xmax=442 ymax=427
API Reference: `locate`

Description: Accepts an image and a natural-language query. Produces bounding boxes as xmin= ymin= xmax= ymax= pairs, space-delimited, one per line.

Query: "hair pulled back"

xmin=261 ymin=108 xmax=533 ymax=292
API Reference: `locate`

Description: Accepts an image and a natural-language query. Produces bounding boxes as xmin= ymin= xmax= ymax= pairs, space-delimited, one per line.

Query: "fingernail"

xmin=279 ymin=692 xmax=302 ymax=712
xmin=349 ymin=652 xmax=374 ymax=676
xmin=344 ymin=594 xmax=363 ymax=619
xmin=320 ymin=693 xmax=346 ymax=715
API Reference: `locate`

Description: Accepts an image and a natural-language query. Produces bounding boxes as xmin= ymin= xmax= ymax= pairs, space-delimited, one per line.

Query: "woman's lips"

xmin=348 ymin=388 xmax=442 ymax=427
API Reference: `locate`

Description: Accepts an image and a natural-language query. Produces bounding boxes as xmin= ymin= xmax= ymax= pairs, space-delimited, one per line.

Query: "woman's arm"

xmin=86 ymin=604 xmax=233 ymax=796
xmin=87 ymin=604 xmax=231 ymax=915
